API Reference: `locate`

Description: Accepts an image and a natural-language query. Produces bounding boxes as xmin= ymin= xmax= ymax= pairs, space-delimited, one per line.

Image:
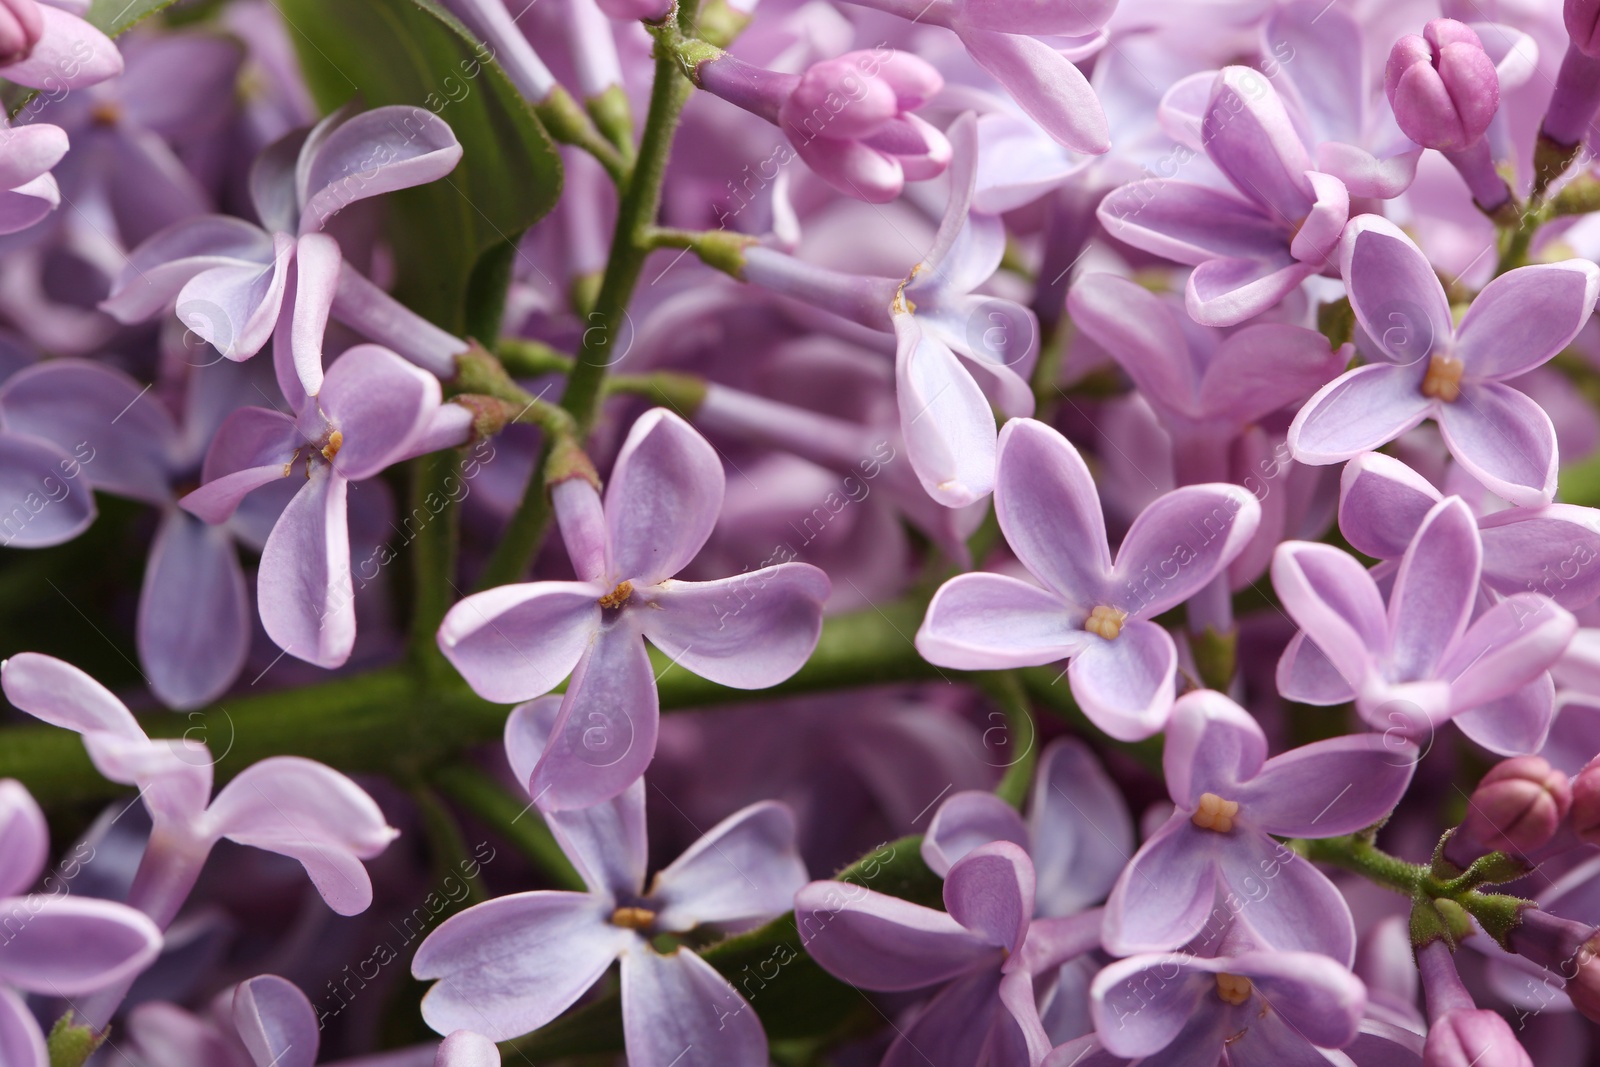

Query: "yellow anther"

xmin=1215 ymin=973 xmax=1253 ymax=1006
xmin=320 ymin=430 xmax=344 ymax=462
xmin=90 ymin=101 xmax=122 ymax=125
xmin=610 ymin=906 xmax=656 ymax=930
xmin=1421 ymin=355 xmax=1464 ymax=402
xmin=1084 ymin=605 xmax=1128 ymax=640
xmin=1192 ymin=792 xmax=1240 ymax=833
xmin=598 ymin=580 xmax=634 ymax=610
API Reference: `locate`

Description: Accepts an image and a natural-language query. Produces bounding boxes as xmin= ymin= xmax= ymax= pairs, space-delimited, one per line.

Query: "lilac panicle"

xmin=917 ymin=419 xmax=1259 ymax=741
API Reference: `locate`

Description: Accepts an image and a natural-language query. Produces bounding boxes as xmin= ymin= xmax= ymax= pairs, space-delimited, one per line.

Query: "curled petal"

xmin=955 ymin=26 xmax=1109 ymax=154
xmin=1067 ymin=617 xmax=1176 ymax=742
xmin=0 ymin=651 xmax=141 ymax=739
xmin=794 ymin=880 xmax=996 ymax=991
xmin=0 ymin=896 xmax=161 ymax=995
xmin=233 ymin=974 xmax=319 ymax=1067
xmin=298 ymin=106 xmax=464 ymax=233
xmin=1163 ymin=689 xmax=1266 ymax=809
xmin=257 ymin=466 xmax=354 ymax=669
xmin=0 ymin=780 xmax=46 ymax=898
xmin=921 ymin=791 xmax=1028 ymax=879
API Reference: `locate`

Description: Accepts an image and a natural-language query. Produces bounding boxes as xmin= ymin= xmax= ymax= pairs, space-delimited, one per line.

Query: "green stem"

xmin=496 ymin=337 xmax=575 ymax=377
xmin=533 ymin=87 xmax=628 ymax=185
xmin=406 ymin=450 xmax=463 ymax=678
xmin=979 ymin=672 xmax=1037 ymax=809
xmin=604 ymin=370 xmax=709 ymax=412
xmin=431 ymin=763 xmax=584 ymax=891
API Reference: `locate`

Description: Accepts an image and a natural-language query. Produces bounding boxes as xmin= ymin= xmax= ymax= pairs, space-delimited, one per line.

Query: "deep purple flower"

xmin=1289 ymin=215 xmax=1600 ymax=506
xmin=916 ymin=418 xmax=1260 ymax=741
xmin=1103 ymin=690 xmax=1415 ymax=961
xmin=182 ymin=344 xmax=468 ymax=669
xmin=1097 ymin=67 xmax=1351 ymax=327
xmin=414 ymin=698 xmax=806 ymax=1064
xmin=439 ymin=408 xmax=830 ymax=810
xmin=796 ymin=840 xmax=1102 ymax=1067
xmin=0 ymin=777 xmax=162 ymax=1067
xmin=1276 ymin=496 xmax=1577 ymax=755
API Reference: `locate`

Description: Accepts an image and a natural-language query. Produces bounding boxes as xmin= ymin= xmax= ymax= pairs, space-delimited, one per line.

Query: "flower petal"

xmin=1338 ymin=215 xmax=1452 ymax=365
xmin=1443 ymin=593 xmax=1574 ymax=715
xmin=1186 ymin=254 xmax=1317 ymax=328
xmin=1479 ymin=505 xmax=1600 ymax=609
xmin=1067 ymin=618 xmax=1177 ymax=742
xmin=1101 ymin=815 xmax=1219 ymax=955
xmin=1089 ymin=953 xmax=1212 ymax=1059
xmin=994 ymin=417 xmax=1110 ymax=604
xmin=1271 ymin=541 xmax=1387 ymax=689
xmin=1454 ymin=260 xmax=1600 ymax=380
xmin=1199 ymin=323 xmax=1344 ymax=427
xmin=257 ymin=465 xmax=354 ymax=669
xmin=0 ymin=781 xmax=46 ymax=898
xmin=651 ymin=801 xmax=807 ymax=931
xmin=437 ymin=583 xmax=601 ymax=705
xmin=233 ymin=974 xmax=318 ymax=1067
xmin=1436 ymin=381 xmax=1558 ymax=507
xmin=287 ymin=232 xmax=341 ymax=397
xmin=1288 ymin=363 xmax=1433 ymax=464
xmin=0 ymin=987 xmax=46 ymax=1067
xmin=954 ymin=26 xmax=1109 ymax=153
xmin=1220 ymin=834 xmax=1356 ymax=963
xmin=921 ymin=790 xmax=1028 ymax=879
xmin=895 ymin=313 xmax=998 ymax=507
xmin=1237 ymin=734 xmax=1416 ymax=837
xmin=298 ymin=106 xmax=464 ymax=233
xmin=320 ymin=344 xmax=441 ymax=481
xmin=1386 ymin=498 xmax=1481 ymax=682
xmin=1163 ymin=689 xmax=1267 ymax=808
xmin=944 ymin=841 xmax=1034 ymax=954
xmin=1030 ymin=738 xmax=1134 ymax=916
xmin=607 ymin=408 xmax=724 ymax=585
xmin=1067 ymin=274 xmax=1196 ymax=416
xmin=102 ymin=215 xmax=274 ymax=324
xmin=916 ymin=571 xmax=1085 ymax=671
xmin=1337 ymin=452 xmax=1441 ymax=560
xmin=1096 ymin=180 xmax=1284 ymax=266
xmin=0 ymin=4 xmax=120 ymax=89
xmin=1231 ymin=948 xmax=1366 ymax=1049
xmin=0 ymin=433 xmax=96 ymax=547
xmin=175 ymin=233 xmax=292 ymax=361
xmin=1453 ymin=674 xmax=1555 ymax=757
xmin=1110 ymin=484 xmax=1260 ymax=618
xmin=619 ymin=944 xmax=768 ymax=1067
xmin=139 ymin=510 xmax=250 ymax=710
xmin=1201 ymin=67 xmax=1314 ymax=221
xmin=0 ymin=895 xmax=161 ymax=994
xmin=794 ymin=880 xmax=996 ymax=991
xmin=0 ymin=651 xmax=141 ymax=739
xmin=1276 ymin=630 xmax=1358 ymax=705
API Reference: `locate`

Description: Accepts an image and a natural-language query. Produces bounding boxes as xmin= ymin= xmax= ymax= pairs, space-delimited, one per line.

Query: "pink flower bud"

xmin=1384 ymin=20 xmax=1499 ymax=151
xmin=0 ymin=0 xmax=41 ymax=67
xmin=1461 ymin=755 xmax=1572 ymax=854
xmin=1570 ymin=753 xmax=1600 ymax=845
xmin=1424 ymin=1010 xmax=1533 ymax=1067
xmin=1567 ymin=937 xmax=1600 ymax=1024
xmin=1568 ymin=0 xmax=1600 ymax=58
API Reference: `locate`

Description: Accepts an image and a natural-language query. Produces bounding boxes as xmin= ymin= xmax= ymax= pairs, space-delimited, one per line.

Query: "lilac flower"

xmin=1097 ymin=67 xmax=1352 ymax=327
xmin=438 ymin=408 xmax=830 ymax=810
xmin=1338 ymin=452 xmax=1600 ymax=610
xmin=0 ymin=778 xmax=162 ymax=1067
xmin=922 ymin=737 xmax=1134 ymax=918
xmin=413 ymin=698 xmax=806 ymax=1063
xmin=1069 ymin=945 xmax=1368 ymax=1066
xmin=916 ymin=418 xmax=1260 ymax=741
xmin=1289 ymin=215 xmax=1600 ymax=506
xmin=1419 ymin=940 xmax=1534 ymax=1067
xmin=696 ymin=48 xmax=950 ymax=202
xmin=740 ymin=113 xmax=1038 ymax=505
xmin=433 ymin=1032 xmax=498 ymax=1067
xmin=1386 ymin=21 xmax=1501 ymax=152
xmin=1102 ymin=690 xmax=1416 ymax=961
xmin=1276 ymin=496 xmax=1578 ymax=755
xmin=0 ymin=0 xmax=122 ymax=91
xmin=0 ymin=113 xmax=67 ymax=234
xmin=100 ymin=105 xmax=463 ymax=395
xmin=0 ymin=652 xmax=398 ymax=930
xmin=439 ymin=0 xmax=557 ymax=103
xmin=0 ymin=359 xmax=258 ymax=708
xmin=182 ymin=344 xmax=469 ymax=669
xmin=796 ymin=840 xmax=1103 ymax=1067
xmin=843 ymin=0 xmax=1113 ymax=153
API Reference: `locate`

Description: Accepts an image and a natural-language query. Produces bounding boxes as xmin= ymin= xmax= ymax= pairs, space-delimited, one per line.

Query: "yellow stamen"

xmin=1192 ymin=792 xmax=1240 ymax=833
xmin=610 ymin=906 xmax=656 ymax=930
xmin=1421 ymin=355 xmax=1464 ymax=402
xmin=90 ymin=101 xmax=122 ymax=125
xmin=320 ymin=430 xmax=344 ymax=462
xmin=598 ymin=581 xmax=634 ymax=610
xmin=1215 ymin=973 xmax=1253 ymax=1006
xmin=1084 ymin=605 xmax=1128 ymax=640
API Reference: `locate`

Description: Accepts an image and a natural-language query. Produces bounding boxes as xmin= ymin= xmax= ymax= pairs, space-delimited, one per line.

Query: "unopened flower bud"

xmin=1424 ymin=1010 xmax=1533 ymax=1067
xmin=1569 ymin=753 xmax=1600 ymax=845
xmin=0 ymin=0 xmax=41 ymax=67
xmin=1461 ymin=756 xmax=1571 ymax=854
xmin=1568 ymin=0 xmax=1600 ymax=59
xmin=1385 ymin=20 xmax=1499 ymax=151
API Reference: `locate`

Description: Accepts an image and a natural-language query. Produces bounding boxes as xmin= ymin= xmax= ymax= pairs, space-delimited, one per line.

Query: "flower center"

xmin=598 ymin=581 xmax=634 ymax=610
xmin=1084 ymin=605 xmax=1128 ymax=640
xmin=1421 ymin=355 xmax=1464 ymax=402
xmin=1215 ymin=973 xmax=1252 ymax=1006
xmin=321 ymin=429 xmax=344 ymax=462
xmin=90 ymin=101 xmax=122 ymax=126
xmin=1192 ymin=792 xmax=1240 ymax=833
xmin=610 ymin=905 xmax=656 ymax=931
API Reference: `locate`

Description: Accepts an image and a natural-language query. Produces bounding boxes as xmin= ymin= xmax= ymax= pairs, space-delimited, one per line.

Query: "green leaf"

xmin=86 ymin=0 xmax=179 ymax=36
xmin=277 ymin=0 xmax=562 ymax=333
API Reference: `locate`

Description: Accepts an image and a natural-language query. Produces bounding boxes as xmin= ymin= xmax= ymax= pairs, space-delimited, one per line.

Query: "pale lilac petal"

xmin=1444 ymin=592 xmax=1574 ymax=709
xmin=1339 ymin=215 xmax=1452 ymax=364
xmin=0 ymin=433 xmax=96 ymax=547
xmin=1436 ymin=382 xmax=1558 ymax=507
xmin=1454 ymin=261 xmax=1600 ymax=380
xmin=895 ymin=314 xmax=998 ymax=507
xmin=0 ymin=895 xmax=161 ymax=994
xmin=1066 ymin=274 xmax=1195 ymax=415
xmin=1316 ymin=141 xmax=1422 ymax=199
xmin=102 ymin=216 xmax=275 ymax=324
xmin=175 ymin=233 xmax=293 ymax=361
xmin=994 ymin=418 xmax=1110 ymax=603
xmin=1387 ymin=498 xmax=1480 ymax=681
xmin=1337 ymin=453 xmax=1441 ymax=560
xmin=1277 ymin=630 xmax=1358 ymax=705
xmin=0 ymin=4 xmax=120 ymax=89
xmin=414 ymin=892 xmax=627 ymax=1041
xmin=916 ymin=571 xmax=1085 ymax=671
xmin=1217 ymin=835 xmax=1355 ymax=963
xmin=198 ymin=406 xmax=300 ymax=486
xmin=80 ymin=734 xmax=212 ymax=821
xmin=320 ymin=344 xmax=441 ymax=480
xmin=0 ymin=780 xmax=46 ymax=898
xmin=619 ymin=945 xmax=767 ymax=1067
xmin=1289 ymin=363 xmax=1433 ymax=464
xmin=1272 ymin=541 xmax=1388 ymax=690
xmin=527 ymin=624 xmax=658 ymax=811
xmin=0 ymin=174 xmax=58 ymax=234
xmin=0 ymin=125 xmax=66 ymax=192
xmin=437 ymin=583 xmax=600 ymax=705
xmin=943 ymin=841 xmax=1033 ymax=954
xmin=435 ymin=1031 xmax=500 ymax=1067
xmin=1186 ymin=254 xmax=1317 ymax=328
xmin=1198 ymin=323 xmax=1344 ymax=426
xmin=288 ymin=232 xmax=341 ymax=397
xmin=139 ymin=510 xmax=249 ymax=710
xmin=916 ymin=297 xmax=1038 ymax=416
xmin=921 ymin=791 xmax=1028 ymax=878
xmin=233 ymin=974 xmax=318 ymax=1067
xmin=298 ymin=107 xmax=463 ymax=233
xmin=1101 ymin=816 xmax=1218 ymax=955
xmin=954 ymin=0 xmax=1116 ymax=36
xmin=257 ymin=466 xmax=353 ymax=668
xmin=917 ymin=112 xmax=991 ymax=292
xmin=651 ymin=801 xmax=807 ymax=931
xmin=1067 ymin=618 xmax=1176 ymax=742
xmin=1237 ymin=734 xmax=1416 ymax=836
xmin=0 ymin=358 xmax=177 ymax=504
xmin=1096 ymin=181 xmax=1285 ymax=266
xmin=1163 ymin=689 xmax=1267 ymax=807
xmin=0 ymin=651 xmax=141 ymax=739
xmin=1288 ymin=171 xmax=1349 ymax=266
xmin=1479 ymin=505 xmax=1600 ymax=609
xmin=1202 ymin=67 xmax=1314 ymax=220
xmin=1030 ymin=739 xmax=1133 ymax=915
xmin=207 ymin=756 xmax=397 ymax=915
xmin=1453 ymin=674 xmax=1555 ymax=756
xmin=0 ymin=988 xmax=46 ymax=1067
xmin=794 ymin=880 xmax=996 ymax=991
xmin=954 ymin=26 xmax=1109 ymax=154
xmin=1110 ymin=484 xmax=1260 ymax=618
xmin=1231 ymin=949 xmax=1366 ymax=1049
xmin=607 ymin=409 xmax=724 ymax=585
xmin=551 ymin=478 xmax=609 ymax=585
xmin=1090 ymin=954 xmax=1211 ymax=1058
xmin=881 ymin=967 xmax=1005 ymax=1067
xmin=635 ymin=564 xmax=829 ymax=689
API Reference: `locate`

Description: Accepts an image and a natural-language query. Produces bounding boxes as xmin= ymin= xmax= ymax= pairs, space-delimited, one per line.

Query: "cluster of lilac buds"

xmin=6 ymin=1 xmax=1600 ymax=1066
